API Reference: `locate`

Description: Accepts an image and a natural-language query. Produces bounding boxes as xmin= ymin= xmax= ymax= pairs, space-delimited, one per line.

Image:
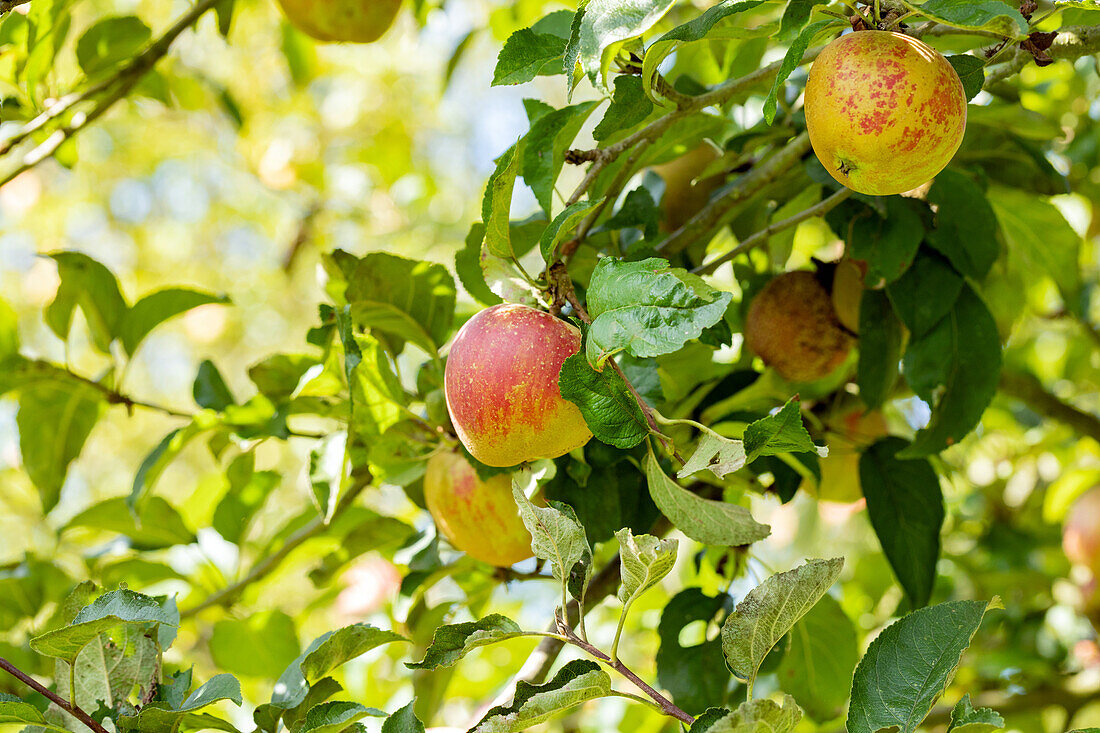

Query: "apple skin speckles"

xmin=804 ymin=31 xmax=967 ymax=196
xmin=444 ymin=303 xmax=592 ymax=467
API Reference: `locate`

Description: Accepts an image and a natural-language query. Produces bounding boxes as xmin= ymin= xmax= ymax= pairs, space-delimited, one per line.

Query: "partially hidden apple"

xmin=809 ymin=408 xmax=888 ymax=504
xmin=1064 ymin=486 xmax=1100 ymax=576
xmin=276 ymin=0 xmax=402 ymax=43
xmin=653 ymin=144 xmax=725 ymax=232
xmin=804 ymin=30 xmax=967 ymax=196
xmin=424 ymin=449 xmax=533 ymax=567
xmin=445 ymin=303 xmax=592 ymax=467
xmin=830 ymin=259 xmax=866 ymax=335
xmin=744 ymin=271 xmax=853 ymax=383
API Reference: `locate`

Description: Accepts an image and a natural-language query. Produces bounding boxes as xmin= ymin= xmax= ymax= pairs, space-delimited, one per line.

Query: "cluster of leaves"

xmin=0 ymin=0 xmax=1098 ymax=731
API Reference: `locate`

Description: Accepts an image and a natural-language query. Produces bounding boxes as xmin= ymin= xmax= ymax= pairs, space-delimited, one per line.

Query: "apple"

xmin=804 ymin=30 xmax=967 ymax=196
xmin=276 ymin=0 xmax=402 ymax=43
xmin=744 ymin=271 xmax=853 ymax=383
xmin=444 ymin=303 xmax=592 ymax=467
xmin=424 ymin=449 xmax=534 ymax=567
xmin=808 ymin=408 xmax=888 ymax=503
xmin=830 ymin=259 xmax=866 ymax=335
xmin=1064 ymin=487 xmax=1100 ymax=576
xmin=653 ymin=145 xmax=725 ymax=231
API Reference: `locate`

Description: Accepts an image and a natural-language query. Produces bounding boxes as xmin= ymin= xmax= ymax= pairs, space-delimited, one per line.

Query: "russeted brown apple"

xmin=424 ymin=449 xmax=533 ymax=567
xmin=744 ymin=271 xmax=853 ymax=383
xmin=1064 ymin=487 xmax=1100 ymax=576
xmin=804 ymin=30 xmax=967 ymax=196
xmin=276 ymin=0 xmax=402 ymax=43
xmin=810 ymin=408 xmax=888 ymax=504
xmin=444 ymin=303 xmax=592 ymax=467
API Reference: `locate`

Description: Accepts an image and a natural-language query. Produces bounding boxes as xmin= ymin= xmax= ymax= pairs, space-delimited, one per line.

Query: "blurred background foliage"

xmin=0 ymin=0 xmax=1098 ymax=731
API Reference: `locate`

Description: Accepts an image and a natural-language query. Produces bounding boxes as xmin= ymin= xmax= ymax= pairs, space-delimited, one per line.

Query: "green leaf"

xmin=558 ymin=353 xmax=650 ymax=449
xmin=66 ymin=496 xmax=195 ymax=550
xmin=455 ymin=223 xmax=502 ymax=306
xmin=693 ymin=695 xmax=803 ymax=732
xmin=121 ymin=674 xmax=242 ymax=732
xmin=210 ymin=612 xmax=300 ymax=679
xmin=300 ymin=624 xmax=408 ymax=682
xmin=827 ymin=196 xmax=927 ymax=283
xmin=76 ymin=16 xmax=151 ymax=79
xmin=45 ymin=252 xmax=128 ymax=353
xmin=677 ymin=431 xmax=747 ymax=480
xmin=926 ymin=170 xmax=999 ymax=281
xmin=0 ymin=297 xmax=18 ymax=359
xmin=0 ymin=695 xmax=47 ymax=725
xmin=193 ymin=359 xmax=236 ymax=410
xmin=346 ymin=252 xmax=456 ymax=355
xmin=900 ymin=285 xmax=1002 ymax=457
xmin=743 ymin=398 xmax=822 ymax=461
xmin=381 ymin=701 xmax=424 ymax=733
xmin=577 ymin=0 xmax=678 ymax=90
xmin=482 ymin=141 xmax=526 ymax=261
xmin=338 ymin=318 xmax=404 ymax=441
xmin=946 ymin=55 xmax=985 ymax=101
xmin=585 ymin=257 xmax=732 ymax=366
xmin=645 ymin=447 xmax=771 ymax=547
xmin=847 ymin=598 xmax=1002 ymax=733
xmin=471 ymin=659 xmax=612 ymax=732
xmin=593 ymin=75 xmax=653 ymax=141
xmin=616 ymin=528 xmax=677 ymax=609
xmin=720 ymin=557 xmax=844 ymax=692
xmin=119 ymin=288 xmax=226 ymax=356
xmin=901 ymin=0 xmax=1028 ymax=39
xmin=857 ymin=289 xmax=903 ymax=409
xmin=539 ymin=199 xmax=602 ymax=262
xmin=214 ymin=0 xmax=235 ymax=36
xmin=129 ymin=419 xmax=213 ymax=509
xmin=30 ymin=588 xmax=178 ymax=665
xmin=17 ymin=379 xmax=104 ymax=512
xmin=522 ymin=101 xmax=599 ymax=215
xmin=641 ymin=0 xmax=768 ymax=101
xmin=860 ymin=437 xmax=944 ymax=608
xmin=775 ymin=595 xmax=858 ymax=722
xmin=947 ymin=694 xmax=1005 ymax=732
xmin=512 ymin=479 xmax=592 ymax=596
xmin=493 ymin=28 xmax=567 ymax=85
xmin=406 ymin=615 xmax=524 ymax=670
xmin=299 ymin=701 xmax=385 ymax=733
xmin=990 ymin=187 xmax=1083 ymax=316
xmin=779 ymin=0 xmax=827 ymax=38
xmin=764 ymin=20 xmax=838 ymax=124
xmin=656 ymin=589 xmax=732 ymax=714
xmin=886 ymin=249 xmax=964 ymax=338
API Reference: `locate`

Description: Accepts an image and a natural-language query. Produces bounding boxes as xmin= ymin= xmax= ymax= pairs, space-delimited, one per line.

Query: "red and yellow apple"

xmin=1064 ymin=486 xmax=1100 ymax=576
xmin=444 ymin=303 xmax=592 ymax=467
xmin=804 ymin=30 xmax=967 ymax=196
xmin=424 ymin=449 xmax=534 ymax=567
xmin=744 ymin=271 xmax=853 ymax=383
xmin=276 ymin=0 xmax=402 ymax=43
xmin=809 ymin=408 xmax=888 ymax=504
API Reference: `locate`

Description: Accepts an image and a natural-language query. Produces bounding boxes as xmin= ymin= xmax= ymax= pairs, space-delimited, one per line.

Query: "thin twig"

xmin=655 ymin=132 xmax=813 ymax=255
xmin=0 ymin=0 xmax=221 ymax=186
xmin=556 ymin=613 xmax=694 ymax=725
xmin=983 ymin=25 xmax=1100 ymax=88
xmin=693 ymin=187 xmax=854 ymax=275
xmin=998 ymin=370 xmax=1100 ymax=443
xmin=0 ymin=657 xmax=111 ymax=733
